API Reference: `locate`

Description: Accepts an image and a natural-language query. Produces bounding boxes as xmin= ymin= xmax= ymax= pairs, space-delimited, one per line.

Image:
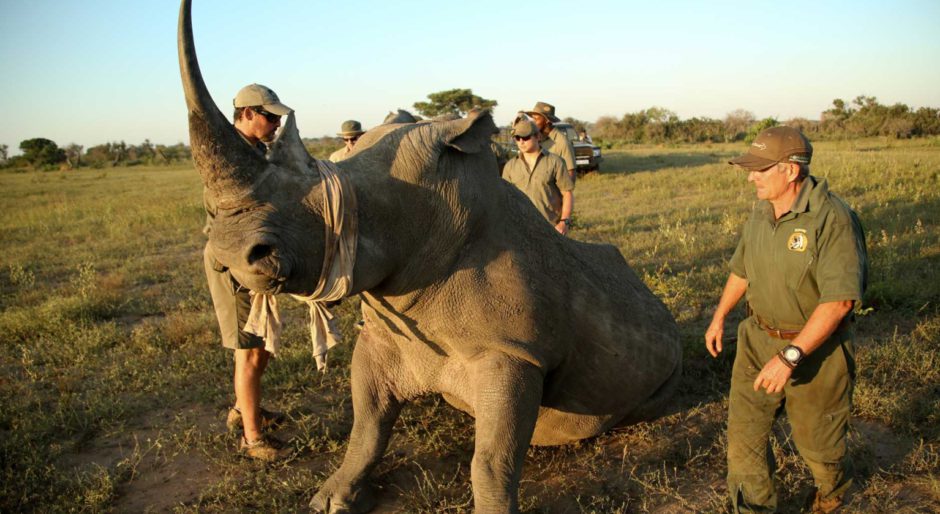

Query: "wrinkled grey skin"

xmin=179 ymin=2 xmax=681 ymax=512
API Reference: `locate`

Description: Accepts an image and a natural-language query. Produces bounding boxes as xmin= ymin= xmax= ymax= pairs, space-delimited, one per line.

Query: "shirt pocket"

xmin=783 ymin=231 xmax=817 ymax=291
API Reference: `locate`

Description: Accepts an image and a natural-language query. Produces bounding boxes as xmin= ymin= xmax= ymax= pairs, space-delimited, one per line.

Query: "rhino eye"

xmin=247 ymin=244 xmax=274 ymax=264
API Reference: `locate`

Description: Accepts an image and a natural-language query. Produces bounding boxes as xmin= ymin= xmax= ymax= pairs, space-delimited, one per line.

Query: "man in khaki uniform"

xmin=501 ymin=114 xmax=574 ymax=235
xmin=526 ymin=101 xmax=576 ymax=181
xmin=204 ymin=83 xmax=291 ymax=461
xmin=704 ymin=126 xmax=867 ymax=513
xmin=329 ymin=120 xmax=365 ymax=163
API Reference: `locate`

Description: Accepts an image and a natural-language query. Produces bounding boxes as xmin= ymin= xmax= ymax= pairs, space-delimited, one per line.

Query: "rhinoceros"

xmin=178 ymin=1 xmax=681 ymax=512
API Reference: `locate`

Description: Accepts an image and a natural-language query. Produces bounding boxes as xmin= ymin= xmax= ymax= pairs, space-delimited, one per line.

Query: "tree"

xmin=744 ymin=118 xmax=778 ymax=144
xmin=0 ymin=144 xmax=7 ymax=163
xmin=19 ymin=138 xmax=66 ymax=168
xmin=562 ymin=116 xmax=589 ymax=134
xmin=413 ymin=88 xmax=497 ymax=118
xmin=724 ymin=109 xmax=755 ymax=141
xmin=64 ymin=143 xmax=83 ymax=169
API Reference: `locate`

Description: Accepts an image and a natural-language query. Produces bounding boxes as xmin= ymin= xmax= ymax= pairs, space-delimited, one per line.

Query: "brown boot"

xmin=226 ymin=407 xmax=287 ymax=433
xmin=239 ymin=434 xmax=286 ymax=462
xmin=809 ymin=490 xmax=843 ymax=513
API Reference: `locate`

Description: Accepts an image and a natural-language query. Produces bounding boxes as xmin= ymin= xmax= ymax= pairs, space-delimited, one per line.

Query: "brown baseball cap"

xmin=511 ymin=113 xmax=539 ymax=138
xmin=337 ymin=120 xmax=365 ymax=137
xmin=233 ymin=84 xmax=292 ymax=115
xmin=525 ymin=101 xmax=559 ymax=123
xmin=729 ymin=126 xmax=813 ymax=171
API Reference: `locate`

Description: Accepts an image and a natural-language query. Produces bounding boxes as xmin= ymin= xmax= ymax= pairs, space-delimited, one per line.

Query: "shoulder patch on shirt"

xmin=787 ymin=229 xmax=808 ymax=252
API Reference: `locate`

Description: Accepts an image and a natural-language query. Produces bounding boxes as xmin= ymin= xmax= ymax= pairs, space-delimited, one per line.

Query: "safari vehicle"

xmin=554 ymin=122 xmax=603 ymax=174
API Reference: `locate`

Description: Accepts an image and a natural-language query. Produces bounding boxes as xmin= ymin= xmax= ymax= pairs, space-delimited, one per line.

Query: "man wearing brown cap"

xmin=204 ymin=83 xmax=292 ymax=461
xmin=501 ymin=114 xmax=574 ymax=235
xmin=526 ymin=101 xmax=576 ymax=181
xmin=704 ymin=126 xmax=867 ymax=513
xmin=329 ymin=120 xmax=365 ymax=162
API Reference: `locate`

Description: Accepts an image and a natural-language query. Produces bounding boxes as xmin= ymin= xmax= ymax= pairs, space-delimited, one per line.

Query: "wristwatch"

xmin=561 ymin=218 xmax=571 ymax=226
xmin=777 ymin=344 xmax=804 ymax=369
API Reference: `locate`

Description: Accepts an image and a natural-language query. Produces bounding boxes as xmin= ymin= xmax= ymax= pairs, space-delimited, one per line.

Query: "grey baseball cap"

xmin=511 ymin=113 xmax=539 ymax=138
xmin=233 ymin=84 xmax=292 ymax=115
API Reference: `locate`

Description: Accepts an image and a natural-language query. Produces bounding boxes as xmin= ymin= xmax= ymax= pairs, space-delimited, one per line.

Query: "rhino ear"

xmin=268 ymin=112 xmax=315 ymax=174
xmin=443 ymin=109 xmax=497 ymax=154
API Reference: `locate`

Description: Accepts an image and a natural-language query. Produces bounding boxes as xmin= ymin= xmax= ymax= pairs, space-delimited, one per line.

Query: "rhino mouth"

xmin=234 ymin=242 xmax=293 ymax=295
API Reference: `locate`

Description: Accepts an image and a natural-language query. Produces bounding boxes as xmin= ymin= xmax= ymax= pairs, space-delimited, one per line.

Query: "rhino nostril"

xmin=247 ymin=244 xmax=274 ymax=265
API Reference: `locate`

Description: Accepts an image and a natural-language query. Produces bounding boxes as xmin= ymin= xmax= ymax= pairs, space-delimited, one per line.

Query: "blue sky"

xmin=1 ymin=0 xmax=938 ymax=153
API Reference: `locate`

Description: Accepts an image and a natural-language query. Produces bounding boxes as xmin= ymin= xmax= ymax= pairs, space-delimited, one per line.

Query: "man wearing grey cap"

xmin=329 ymin=120 xmax=365 ymax=163
xmin=501 ymin=114 xmax=574 ymax=235
xmin=204 ymin=83 xmax=292 ymax=461
xmin=526 ymin=101 xmax=576 ymax=181
xmin=704 ymin=126 xmax=867 ymax=513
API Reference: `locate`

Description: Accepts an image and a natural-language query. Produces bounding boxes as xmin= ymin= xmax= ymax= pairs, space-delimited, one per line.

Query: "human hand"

xmin=554 ymin=221 xmax=568 ymax=235
xmin=753 ymin=355 xmax=793 ymax=394
xmin=704 ymin=317 xmax=724 ymax=357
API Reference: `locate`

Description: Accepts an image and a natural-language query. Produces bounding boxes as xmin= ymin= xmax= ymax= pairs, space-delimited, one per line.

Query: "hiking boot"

xmin=239 ymin=434 xmax=286 ymax=462
xmin=226 ymin=407 xmax=287 ymax=433
xmin=805 ymin=489 xmax=843 ymax=513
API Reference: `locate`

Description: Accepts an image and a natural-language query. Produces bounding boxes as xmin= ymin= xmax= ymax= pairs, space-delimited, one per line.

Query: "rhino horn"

xmin=178 ymin=0 xmax=266 ymax=196
xmin=268 ymin=112 xmax=316 ymax=175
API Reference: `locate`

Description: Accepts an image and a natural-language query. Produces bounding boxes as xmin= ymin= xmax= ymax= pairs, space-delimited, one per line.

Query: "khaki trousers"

xmin=727 ymin=317 xmax=854 ymax=513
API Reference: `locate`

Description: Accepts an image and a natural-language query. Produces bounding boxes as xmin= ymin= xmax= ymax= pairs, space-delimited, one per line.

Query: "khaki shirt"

xmin=501 ymin=150 xmax=574 ymax=224
xmin=730 ymin=176 xmax=868 ymax=329
xmin=328 ymin=146 xmax=351 ymax=163
xmin=541 ymin=127 xmax=576 ymax=173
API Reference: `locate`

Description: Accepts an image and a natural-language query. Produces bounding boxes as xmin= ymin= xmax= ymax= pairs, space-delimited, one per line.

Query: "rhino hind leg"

xmin=310 ymin=328 xmax=404 ymax=513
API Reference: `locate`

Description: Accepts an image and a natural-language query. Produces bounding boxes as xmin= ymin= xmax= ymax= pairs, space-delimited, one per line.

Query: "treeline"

xmin=583 ymin=96 xmax=940 ymax=147
xmin=3 ymin=95 xmax=937 ymax=170
xmin=0 ymin=139 xmax=193 ymax=171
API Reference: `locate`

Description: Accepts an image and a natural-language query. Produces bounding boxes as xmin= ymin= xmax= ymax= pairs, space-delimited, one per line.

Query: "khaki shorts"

xmin=203 ymin=244 xmax=264 ymax=350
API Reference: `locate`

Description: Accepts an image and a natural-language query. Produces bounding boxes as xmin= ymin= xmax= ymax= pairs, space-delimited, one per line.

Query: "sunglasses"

xmin=344 ymin=136 xmax=359 ymax=143
xmin=513 ymin=135 xmax=533 ymax=142
xmin=252 ymin=107 xmax=281 ymax=123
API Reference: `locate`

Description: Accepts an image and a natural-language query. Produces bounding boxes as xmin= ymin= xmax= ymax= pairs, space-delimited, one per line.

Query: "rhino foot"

xmin=309 ymin=477 xmax=376 ymax=514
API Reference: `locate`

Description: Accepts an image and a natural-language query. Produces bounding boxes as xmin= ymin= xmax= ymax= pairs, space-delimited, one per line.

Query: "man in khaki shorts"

xmin=329 ymin=120 xmax=365 ymax=162
xmin=501 ymin=114 xmax=574 ymax=235
xmin=526 ymin=101 xmax=576 ymax=181
xmin=704 ymin=126 xmax=867 ymax=513
xmin=204 ymin=83 xmax=291 ymax=460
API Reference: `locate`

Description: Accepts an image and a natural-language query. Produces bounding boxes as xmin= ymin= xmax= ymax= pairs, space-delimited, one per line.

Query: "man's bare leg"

xmin=234 ymin=347 xmax=270 ymax=441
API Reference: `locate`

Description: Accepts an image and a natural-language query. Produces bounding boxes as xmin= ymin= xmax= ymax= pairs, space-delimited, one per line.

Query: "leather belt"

xmin=754 ymin=314 xmax=802 ymax=340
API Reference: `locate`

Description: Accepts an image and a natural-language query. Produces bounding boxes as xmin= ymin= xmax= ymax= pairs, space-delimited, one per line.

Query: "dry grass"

xmin=1 ymin=138 xmax=938 ymax=512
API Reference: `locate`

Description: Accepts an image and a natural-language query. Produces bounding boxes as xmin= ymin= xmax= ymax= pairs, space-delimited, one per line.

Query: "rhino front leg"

xmin=310 ymin=330 xmax=403 ymax=513
xmin=470 ymin=354 xmax=543 ymax=514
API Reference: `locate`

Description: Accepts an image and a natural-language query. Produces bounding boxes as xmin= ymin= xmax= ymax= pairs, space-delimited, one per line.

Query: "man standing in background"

xmin=501 ymin=114 xmax=574 ymax=235
xmin=526 ymin=101 xmax=576 ymax=181
xmin=329 ymin=120 xmax=365 ymax=163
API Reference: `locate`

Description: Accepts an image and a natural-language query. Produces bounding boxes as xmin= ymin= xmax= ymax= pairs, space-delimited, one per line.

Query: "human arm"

xmin=563 ymin=140 xmax=576 ymax=181
xmin=704 ymin=273 xmax=748 ymax=357
xmin=554 ymin=190 xmax=573 ymax=235
xmin=752 ymin=299 xmax=854 ymax=394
